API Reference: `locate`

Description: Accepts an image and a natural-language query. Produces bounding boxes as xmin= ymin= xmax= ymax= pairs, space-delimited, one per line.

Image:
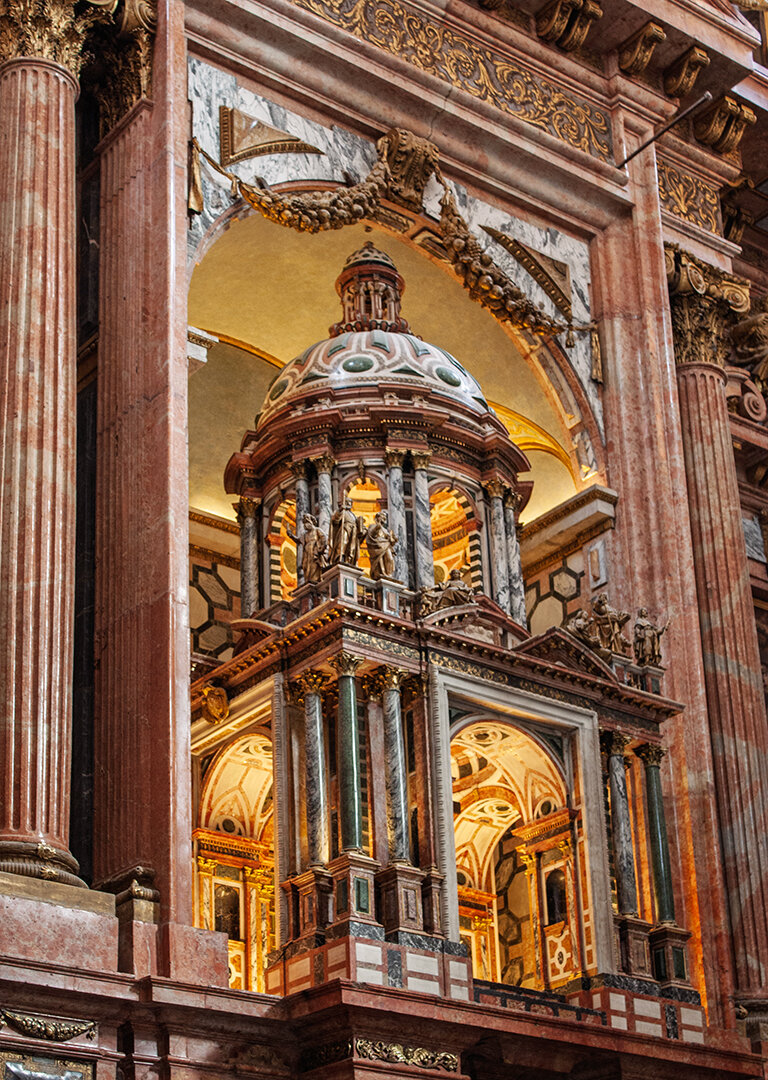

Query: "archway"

xmin=194 ymin=731 xmax=275 ymax=991
xmin=451 ymin=718 xmax=587 ymax=990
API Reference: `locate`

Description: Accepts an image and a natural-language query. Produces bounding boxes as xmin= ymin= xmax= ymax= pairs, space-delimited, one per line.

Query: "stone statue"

xmin=732 ymin=296 xmax=768 ymax=382
xmin=364 ymin=510 xmax=399 ymax=581
xmin=329 ymin=495 xmax=365 ymax=566
xmin=563 ymin=608 xmax=601 ymax=651
xmin=633 ymin=608 xmax=670 ymax=667
xmin=591 ymin=592 xmax=631 ymax=655
xmin=419 ymin=568 xmax=477 ymax=616
xmin=287 ymin=513 xmax=328 ymax=584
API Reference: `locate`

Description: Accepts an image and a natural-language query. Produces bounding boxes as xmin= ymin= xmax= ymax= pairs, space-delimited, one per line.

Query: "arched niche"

xmin=187 ymin=205 xmax=601 ymax=528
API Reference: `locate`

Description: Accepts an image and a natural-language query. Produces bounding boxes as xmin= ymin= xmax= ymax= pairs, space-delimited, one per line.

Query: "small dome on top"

xmin=341 ymin=240 xmax=398 ymax=272
xmin=256 ymin=244 xmax=495 ymax=429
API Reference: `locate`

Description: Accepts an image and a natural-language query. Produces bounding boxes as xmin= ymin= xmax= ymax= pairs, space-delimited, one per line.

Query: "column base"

xmin=614 ymin=914 xmax=653 ymax=978
xmin=421 ymin=867 xmax=445 ymax=936
xmin=0 ymin=839 xmax=85 ymax=888
xmin=376 ymin=862 xmax=425 ymax=934
xmin=291 ymin=866 xmax=334 ymax=937
xmin=649 ymin=922 xmax=692 ymax=986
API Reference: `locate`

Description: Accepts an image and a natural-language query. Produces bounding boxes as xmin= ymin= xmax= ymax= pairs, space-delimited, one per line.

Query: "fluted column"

xmin=669 ymin=252 xmax=768 ymax=993
xmin=313 ymin=454 xmax=335 ymax=536
xmin=603 ymin=732 xmax=638 ymax=917
xmin=484 ymin=480 xmax=511 ymax=615
xmin=0 ymin=38 xmax=85 ymax=885
xmin=380 ymin=668 xmax=410 ymax=864
xmin=291 ymin=461 xmax=309 ymax=585
xmin=329 ymin=653 xmax=364 ymax=851
xmin=411 ymin=450 xmax=434 ymax=590
xmin=236 ymin=496 xmax=258 ymax=618
xmin=636 ymin=744 xmax=675 ymax=924
xmin=504 ymin=488 xmax=526 ymax=626
xmin=297 ymin=672 xmax=329 ymax=867
xmin=385 ymin=449 xmax=408 ymax=586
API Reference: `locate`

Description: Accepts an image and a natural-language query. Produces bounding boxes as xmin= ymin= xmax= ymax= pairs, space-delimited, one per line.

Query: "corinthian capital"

xmin=0 ymin=0 xmax=116 ymax=73
xmin=81 ymin=0 xmax=156 ymax=136
xmin=665 ymin=245 xmax=750 ymax=369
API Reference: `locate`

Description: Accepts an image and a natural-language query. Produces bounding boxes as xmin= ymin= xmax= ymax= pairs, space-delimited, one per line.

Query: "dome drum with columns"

xmin=225 ymin=243 xmax=531 ymax=622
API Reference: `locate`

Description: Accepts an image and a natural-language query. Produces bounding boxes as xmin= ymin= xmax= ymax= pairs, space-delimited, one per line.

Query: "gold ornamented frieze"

xmin=657 ymin=159 xmax=720 ymax=235
xmin=286 ymin=0 xmax=612 ymax=161
xmin=302 ymin=1038 xmax=458 ymax=1072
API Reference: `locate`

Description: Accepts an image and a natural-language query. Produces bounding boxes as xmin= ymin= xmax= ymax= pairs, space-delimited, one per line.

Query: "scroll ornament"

xmin=191 ymin=128 xmax=596 ymax=347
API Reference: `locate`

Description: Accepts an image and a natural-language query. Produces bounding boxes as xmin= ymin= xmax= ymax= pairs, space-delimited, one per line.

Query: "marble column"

xmin=670 ymin=257 xmax=768 ymax=995
xmin=636 ymin=744 xmax=675 ymax=924
xmin=381 ymin=668 xmax=411 ymax=864
xmin=298 ymin=672 xmax=329 ymax=867
xmin=329 ymin=653 xmax=365 ymax=851
xmin=504 ymin=488 xmax=527 ymax=626
xmin=385 ymin=449 xmax=408 ymax=586
xmin=603 ymin=733 xmax=638 ymax=916
xmin=0 ymin=51 xmax=83 ymax=886
xmin=291 ymin=462 xmax=309 ymax=586
xmin=236 ymin=497 xmax=258 ymax=618
xmin=411 ymin=450 xmax=434 ymax=590
xmin=484 ymin=480 xmax=511 ymax=615
xmin=313 ymin=454 xmax=335 ymax=537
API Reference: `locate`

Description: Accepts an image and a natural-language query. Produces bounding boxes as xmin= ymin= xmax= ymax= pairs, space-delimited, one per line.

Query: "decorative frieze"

xmin=286 ymin=0 xmax=612 ymax=160
xmin=657 ymin=159 xmax=720 ymax=235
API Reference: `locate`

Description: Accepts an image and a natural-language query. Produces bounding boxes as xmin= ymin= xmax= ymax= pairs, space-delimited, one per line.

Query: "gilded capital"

xmin=666 ymin=245 xmax=750 ymax=369
xmin=313 ymin=453 xmax=336 ymax=475
xmin=235 ymin=496 xmax=257 ymax=522
xmin=484 ymin=478 xmax=506 ymax=500
xmin=384 ymin=447 xmax=406 ymax=469
xmin=82 ymin=0 xmax=156 ymax=137
xmin=381 ymin=666 xmax=407 ymax=690
xmin=600 ymin=729 xmax=632 ymax=757
xmin=328 ymin=651 xmax=364 ymax=678
xmin=411 ymin=450 xmax=432 ymax=471
xmin=0 ymin=0 xmax=116 ymax=74
xmin=361 ymin=671 xmax=385 ymax=700
xmin=296 ymin=670 xmax=328 ymax=699
xmin=289 ymin=459 xmax=308 ymax=480
xmin=503 ymin=487 xmax=522 ymax=511
xmin=635 ymin=742 xmax=666 ymax=767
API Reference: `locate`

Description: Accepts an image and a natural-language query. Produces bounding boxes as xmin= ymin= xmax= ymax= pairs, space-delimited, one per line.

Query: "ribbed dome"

xmin=257 ymin=330 xmax=492 ymax=428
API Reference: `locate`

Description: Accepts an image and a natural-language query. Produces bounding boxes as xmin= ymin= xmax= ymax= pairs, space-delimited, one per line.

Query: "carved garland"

xmin=192 ymin=128 xmax=594 ymax=347
xmin=302 ymin=1037 xmax=458 ymax=1072
xmin=0 ymin=1009 xmax=96 ymax=1042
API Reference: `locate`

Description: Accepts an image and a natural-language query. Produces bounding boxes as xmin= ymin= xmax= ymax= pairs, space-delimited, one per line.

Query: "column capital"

xmin=0 ymin=0 xmax=101 ymax=75
xmin=635 ymin=742 xmax=667 ymax=767
xmin=296 ymin=670 xmax=328 ymax=700
xmin=313 ymin=453 xmax=336 ymax=475
xmin=380 ymin=666 xmax=408 ymax=690
xmin=484 ymin=477 xmax=507 ymax=500
xmin=328 ymin=652 xmax=364 ymax=678
xmin=600 ymin=729 xmax=632 ymax=757
xmin=234 ymin=495 xmax=258 ymax=522
xmin=289 ymin=459 xmax=308 ymax=480
xmin=503 ymin=487 xmax=523 ymax=511
xmin=85 ymin=1 xmax=156 ymax=139
xmin=361 ymin=671 xmax=385 ymax=700
xmin=665 ymin=245 xmax=750 ymax=369
xmin=411 ymin=449 xmax=432 ymax=471
xmin=384 ymin=447 xmax=406 ymax=469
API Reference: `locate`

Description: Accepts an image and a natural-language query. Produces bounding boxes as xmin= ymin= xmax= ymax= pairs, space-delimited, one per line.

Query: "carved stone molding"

xmin=0 ymin=1009 xmax=96 ymax=1042
xmin=482 ymin=226 xmax=572 ymax=320
xmin=663 ymin=45 xmax=710 ymax=98
xmin=618 ymin=20 xmax=666 ymax=76
xmin=666 ymin=245 xmax=750 ymax=368
xmin=535 ymin=0 xmax=603 ymax=52
xmin=693 ymin=95 xmax=757 ymax=156
xmin=657 ymin=159 xmax=720 ymax=235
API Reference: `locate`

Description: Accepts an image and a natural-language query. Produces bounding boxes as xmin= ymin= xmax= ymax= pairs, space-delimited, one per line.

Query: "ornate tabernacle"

xmin=184 ymin=244 xmax=693 ymax=1007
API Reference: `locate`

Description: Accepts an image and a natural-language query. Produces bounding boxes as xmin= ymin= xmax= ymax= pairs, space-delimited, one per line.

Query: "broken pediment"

xmin=219 ymin=106 xmax=323 ymax=166
xmin=515 ymin=626 xmax=617 ymax=680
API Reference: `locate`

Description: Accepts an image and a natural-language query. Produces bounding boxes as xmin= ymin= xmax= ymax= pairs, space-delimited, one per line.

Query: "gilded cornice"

xmin=657 ymin=158 xmax=721 ymax=236
xmin=0 ymin=0 xmax=115 ymax=73
xmin=286 ymin=0 xmax=612 ymax=161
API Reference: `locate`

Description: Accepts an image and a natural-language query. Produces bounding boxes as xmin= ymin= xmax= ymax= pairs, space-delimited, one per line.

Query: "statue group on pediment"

xmin=564 ymin=594 xmax=669 ymax=667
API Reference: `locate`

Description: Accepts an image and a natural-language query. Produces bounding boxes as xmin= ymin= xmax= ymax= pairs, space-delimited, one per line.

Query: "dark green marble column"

xmin=636 ymin=743 xmax=676 ymax=924
xmin=330 ymin=653 xmax=364 ymax=851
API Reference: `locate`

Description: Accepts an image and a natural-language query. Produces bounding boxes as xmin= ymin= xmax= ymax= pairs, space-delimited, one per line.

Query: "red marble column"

xmin=0 ymin=58 xmax=82 ymax=887
xmin=92 ymin=0 xmax=199 ymax=950
xmin=593 ymin=141 xmax=733 ymax=1025
xmin=676 ymin=356 xmax=768 ymax=999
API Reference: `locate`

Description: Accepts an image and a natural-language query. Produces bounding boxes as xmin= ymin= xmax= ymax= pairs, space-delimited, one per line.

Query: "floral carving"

xmin=657 ymin=159 xmax=720 ymax=235
xmin=287 ymin=0 xmax=612 ymax=161
xmin=0 ymin=1009 xmax=96 ymax=1042
xmin=0 ymin=0 xmax=113 ymax=73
